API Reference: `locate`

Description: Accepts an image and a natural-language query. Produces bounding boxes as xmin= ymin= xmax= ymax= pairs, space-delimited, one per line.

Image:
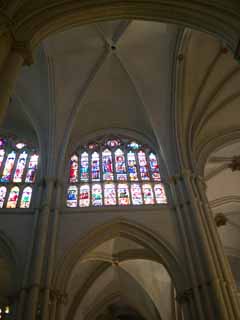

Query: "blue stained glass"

xmin=138 ymin=151 xmax=150 ymax=181
xmin=0 ymin=138 xmax=6 ymax=147
xmin=13 ymin=151 xmax=28 ymax=182
xmin=115 ymin=149 xmax=127 ymax=180
xmin=92 ymin=184 xmax=102 ymax=206
xmin=149 ymin=153 xmax=161 ymax=181
xmin=91 ymin=152 xmax=100 ymax=181
xmin=25 ymin=154 xmax=39 ymax=183
xmin=128 ymin=141 xmax=141 ymax=150
xmin=102 ymin=149 xmax=113 ymax=180
xmin=80 ymin=152 xmax=89 ymax=181
xmin=104 ymin=183 xmax=116 ymax=205
xmin=106 ymin=139 xmax=120 ymax=148
xmin=79 ymin=185 xmax=90 ymax=207
xmin=127 ymin=151 xmax=138 ymax=181
xmin=67 ymin=186 xmax=77 ymax=207
xmin=1 ymin=151 xmax=16 ymax=182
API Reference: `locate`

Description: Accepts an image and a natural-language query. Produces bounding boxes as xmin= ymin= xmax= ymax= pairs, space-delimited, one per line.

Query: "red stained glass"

xmin=13 ymin=151 xmax=28 ymax=182
xmin=104 ymin=183 xmax=116 ymax=205
xmin=127 ymin=151 xmax=138 ymax=181
xmin=154 ymin=184 xmax=167 ymax=204
xmin=142 ymin=184 xmax=155 ymax=205
xmin=149 ymin=153 xmax=161 ymax=181
xmin=91 ymin=152 xmax=100 ymax=181
xmin=79 ymin=185 xmax=90 ymax=207
xmin=69 ymin=155 xmax=78 ymax=183
xmin=25 ymin=154 xmax=39 ymax=183
xmin=102 ymin=149 xmax=113 ymax=180
xmin=115 ymin=149 xmax=127 ymax=180
xmin=131 ymin=183 xmax=143 ymax=205
xmin=1 ymin=151 xmax=16 ymax=182
xmin=6 ymin=186 xmax=19 ymax=208
xmin=118 ymin=183 xmax=130 ymax=205
xmin=138 ymin=151 xmax=150 ymax=180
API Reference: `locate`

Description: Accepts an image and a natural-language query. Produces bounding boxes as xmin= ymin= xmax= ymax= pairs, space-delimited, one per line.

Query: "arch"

xmin=13 ymin=1 xmax=240 ymax=58
xmin=53 ymin=219 xmax=187 ymax=294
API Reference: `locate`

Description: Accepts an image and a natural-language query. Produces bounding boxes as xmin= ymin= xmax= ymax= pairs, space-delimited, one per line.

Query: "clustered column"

xmin=169 ymin=169 xmax=240 ymax=320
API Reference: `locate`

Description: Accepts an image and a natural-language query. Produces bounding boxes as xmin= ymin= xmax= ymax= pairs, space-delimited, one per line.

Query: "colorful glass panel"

xmin=131 ymin=183 xmax=143 ymax=205
xmin=0 ymin=138 xmax=6 ymax=147
xmin=16 ymin=143 xmax=26 ymax=149
xmin=142 ymin=184 xmax=155 ymax=205
xmin=115 ymin=149 xmax=127 ymax=180
xmin=1 ymin=151 xmax=16 ymax=182
xmin=69 ymin=155 xmax=78 ymax=183
xmin=79 ymin=185 xmax=90 ymax=207
xmin=104 ymin=183 xmax=116 ymax=205
xmin=0 ymin=149 xmax=5 ymax=169
xmin=20 ymin=186 xmax=32 ymax=208
xmin=102 ymin=149 xmax=113 ymax=180
xmin=149 ymin=153 xmax=161 ymax=181
xmin=0 ymin=186 xmax=7 ymax=208
xmin=106 ymin=139 xmax=120 ymax=148
xmin=80 ymin=152 xmax=89 ymax=181
xmin=25 ymin=154 xmax=39 ymax=183
xmin=6 ymin=186 xmax=19 ymax=208
xmin=92 ymin=184 xmax=102 ymax=206
xmin=127 ymin=151 xmax=138 ymax=181
xmin=154 ymin=184 xmax=167 ymax=204
xmin=67 ymin=186 xmax=77 ymax=207
xmin=13 ymin=151 xmax=28 ymax=182
xmin=128 ymin=141 xmax=141 ymax=150
xmin=138 ymin=151 xmax=150 ymax=180
xmin=91 ymin=152 xmax=100 ymax=181
xmin=118 ymin=183 xmax=130 ymax=205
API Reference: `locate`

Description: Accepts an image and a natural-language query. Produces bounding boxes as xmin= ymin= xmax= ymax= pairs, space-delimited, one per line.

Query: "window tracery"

xmin=66 ymin=137 xmax=167 ymax=208
xmin=0 ymin=137 xmax=39 ymax=209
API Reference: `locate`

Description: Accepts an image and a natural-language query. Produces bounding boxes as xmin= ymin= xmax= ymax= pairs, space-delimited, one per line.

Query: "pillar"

xmin=0 ymin=39 xmax=33 ymax=122
xmin=55 ymin=293 xmax=67 ymax=320
xmin=169 ymin=170 xmax=240 ymax=319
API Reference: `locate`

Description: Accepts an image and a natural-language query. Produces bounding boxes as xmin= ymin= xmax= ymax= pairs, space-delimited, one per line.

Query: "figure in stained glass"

xmin=106 ymin=139 xmax=120 ymax=148
xmin=0 ymin=186 xmax=7 ymax=208
xmin=149 ymin=153 xmax=161 ymax=181
xmin=0 ymin=150 xmax=5 ymax=169
xmin=0 ymin=139 xmax=6 ymax=147
xmin=92 ymin=184 xmax=102 ymax=206
xmin=131 ymin=184 xmax=143 ymax=205
xmin=138 ymin=151 xmax=150 ymax=180
xmin=69 ymin=155 xmax=78 ymax=183
xmin=104 ymin=183 xmax=116 ymax=205
xmin=13 ymin=151 xmax=28 ymax=182
xmin=102 ymin=149 xmax=113 ymax=180
xmin=118 ymin=184 xmax=130 ymax=205
xmin=80 ymin=152 xmax=89 ymax=181
xmin=128 ymin=141 xmax=141 ymax=150
xmin=79 ymin=185 xmax=90 ymax=207
xmin=25 ymin=154 xmax=39 ymax=183
xmin=20 ymin=187 xmax=32 ymax=208
xmin=1 ymin=151 xmax=16 ymax=182
xmin=142 ymin=184 xmax=155 ymax=205
xmin=154 ymin=184 xmax=167 ymax=204
xmin=115 ymin=149 xmax=127 ymax=180
xmin=67 ymin=186 xmax=78 ymax=207
xmin=127 ymin=151 xmax=138 ymax=181
xmin=91 ymin=152 xmax=100 ymax=181
xmin=6 ymin=186 xmax=19 ymax=208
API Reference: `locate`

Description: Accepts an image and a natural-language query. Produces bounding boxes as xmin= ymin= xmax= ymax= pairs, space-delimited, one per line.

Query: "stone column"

xmin=55 ymin=293 xmax=67 ymax=320
xmin=169 ymin=170 xmax=240 ymax=320
xmin=24 ymin=177 xmax=54 ymax=320
xmin=0 ymin=32 xmax=12 ymax=71
xmin=0 ymin=39 xmax=33 ymax=122
xmin=41 ymin=181 xmax=63 ymax=320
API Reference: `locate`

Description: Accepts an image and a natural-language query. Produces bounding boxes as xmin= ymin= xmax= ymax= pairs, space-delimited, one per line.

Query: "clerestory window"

xmin=0 ymin=137 xmax=39 ymax=209
xmin=66 ymin=136 xmax=167 ymax=208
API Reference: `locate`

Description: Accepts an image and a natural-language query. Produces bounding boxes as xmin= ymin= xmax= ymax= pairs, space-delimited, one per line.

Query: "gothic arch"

xmin=53 ymin=219 xmax=187 ymax=294
xmin=12 ymin=0 xmax=240 ymax=58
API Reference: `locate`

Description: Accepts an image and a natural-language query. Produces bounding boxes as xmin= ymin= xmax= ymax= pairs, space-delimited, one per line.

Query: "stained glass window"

xmin=25 ymin=154 xmax=39 ymax=183
xmin=67 ymin=185 xmax=78 ymax=207
xmin=142 ymin=184 xmax=154 ymax=205
xmin=0 ymin=137 xmax=38 ymax=209
xmin=69 ymin=155 xmax=78 ymax=183
xmin=13 ymin=151 xmax=28 ymax=182
xmin=1 ymin=151 xmax=16 ymax=182
xmin=118 ymin=184 xmax=130 ymax=205
xmin=92 ymin=184 xmax=102 ymax=206
xmin=127 ymin=151 xmax=138 ymax=181
xmin=115 ymin=149 xmax=127 ymax=180
xmin=0 ymin=186 xmax=7 ymax=208
xmin=20 ymin=186 xmax=32 ymax=208
xmin=79 ymin=185 xmax=90 ymax=207
xmin=66 ymin=136 xmax=167 ymax=208
xmin=102 ymin=149 xmax=113 ymax=180
xmin=138 ymin=151 xmax=150 ymax=180
xmin=91 ymin=152 xmax=100 ymax=181
xmin=131 ymin=183 xmax=143 ymax=205
xmin=6 ymin=186 xmax=19 ymax=208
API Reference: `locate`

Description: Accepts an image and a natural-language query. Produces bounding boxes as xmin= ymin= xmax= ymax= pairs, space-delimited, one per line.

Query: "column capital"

xmin=12 ymin=40 xmax=34 ymax=66
xmin=50 ymin=289 xmax=68 ymax=305
xmin=167 ymin=169 xmax=205 ymax=185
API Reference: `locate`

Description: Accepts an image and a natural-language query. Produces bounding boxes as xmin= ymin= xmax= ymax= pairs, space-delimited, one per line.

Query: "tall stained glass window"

xmin=0 ymin=137 xmax=39 ymax=209
xmin=66 ymin=136 xmax=167 ymax=208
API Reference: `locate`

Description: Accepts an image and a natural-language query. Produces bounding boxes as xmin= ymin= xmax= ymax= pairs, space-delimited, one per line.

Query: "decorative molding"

xmin=214 ymin=213 xmax=228 ymax=227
